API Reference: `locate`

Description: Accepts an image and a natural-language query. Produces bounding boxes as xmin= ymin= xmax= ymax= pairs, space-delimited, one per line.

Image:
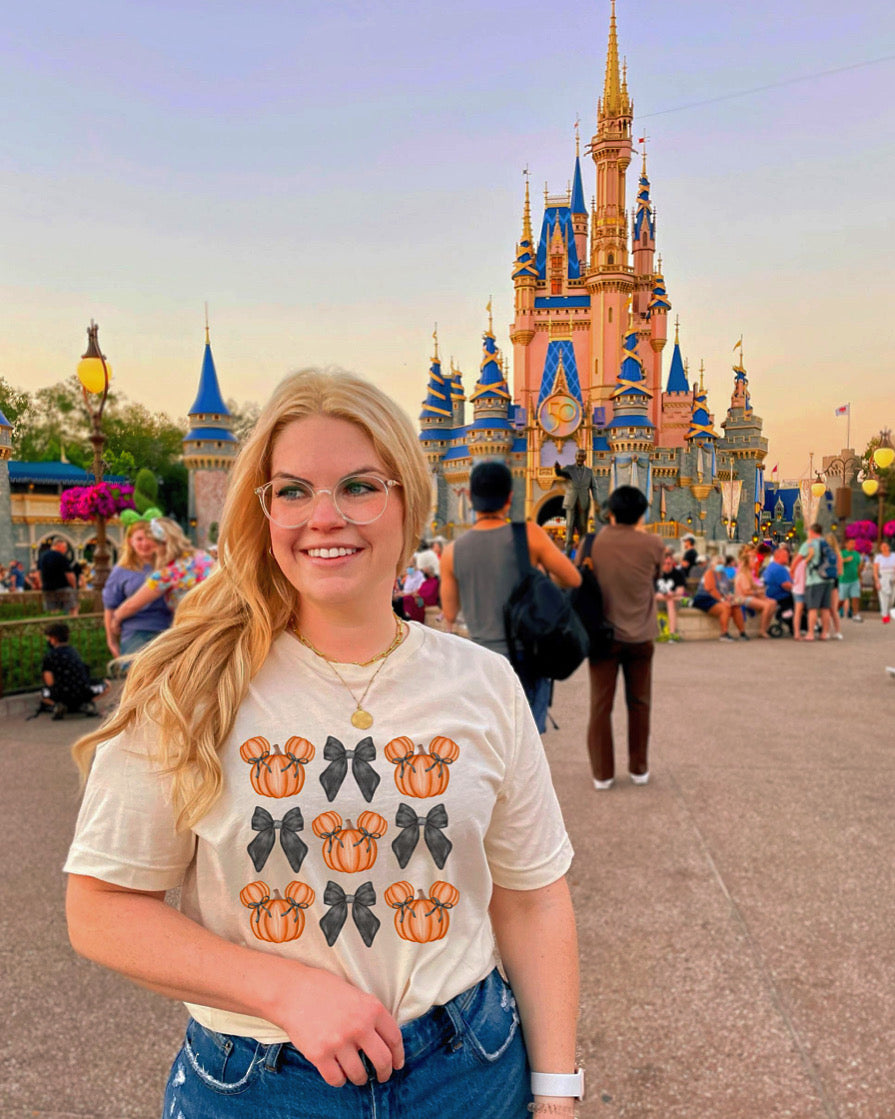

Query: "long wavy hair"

xmin=150 ymin=517 xmax=195 ymax=568
xmin=72 ymin=368 xmax=432 ymax=827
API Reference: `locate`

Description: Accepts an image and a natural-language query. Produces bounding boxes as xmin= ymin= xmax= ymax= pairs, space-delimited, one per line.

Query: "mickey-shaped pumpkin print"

xmin=239 ymin=735 xmax=315 ymax=798
xmin=239 ymin=880 xmax=315 ymax=943
xmin=384 ymin=880 xmax=460 ymax=942
xmin=384 ymin=735 xmax=460 ymax=798
xmin=311 ymin=810 xmax=388 ymax=873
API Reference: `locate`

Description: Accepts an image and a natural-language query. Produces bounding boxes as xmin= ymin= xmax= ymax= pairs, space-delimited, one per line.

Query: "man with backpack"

xmin=587 ymin=486 xmax=665 ymax=790
xmin=793 ymin=522 xmax=835 ymax=641
xmin=440 ymin=460 xmax=581 ymax=732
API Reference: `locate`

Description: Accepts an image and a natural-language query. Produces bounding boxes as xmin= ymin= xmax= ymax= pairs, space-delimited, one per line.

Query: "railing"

xmin=0 ymin=613 xmax=110 ymax=697
xmin=0 ymin=591 xmax=100 ymax=621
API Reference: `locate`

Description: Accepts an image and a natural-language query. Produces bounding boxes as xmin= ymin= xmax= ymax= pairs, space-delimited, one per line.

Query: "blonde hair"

xmin=117 ymin=523 xmax=155 ymax=572
xmin=72 ymin=368 xmax=432 ymax=828
xmin=151 ymin=517 xmax=194 ymax=568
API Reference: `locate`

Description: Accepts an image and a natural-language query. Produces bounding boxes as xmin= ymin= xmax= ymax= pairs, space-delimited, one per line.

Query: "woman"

xmin=790 ymin=548 xmax=808 ymax=639
xmin=102 ymin=520 xmax=172 ymax=658
xmin=733 ymin=554 xmax=776 ymax=639
xmin=691 ymin=554 xmax=747 ymax=641
xmin=398 ymin=550 xmax=440 ymax=623
xmin=874 ymin=538 xmax=895 ymax=623
xmin=65 ymin=370 xmax=580 ymax=1119
xmin=109 ymin=517 xmax=214 ymax=636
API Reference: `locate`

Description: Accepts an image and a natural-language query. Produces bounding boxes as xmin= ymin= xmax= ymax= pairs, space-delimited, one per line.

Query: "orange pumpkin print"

xmin=240 ymin=735 xmax=315 ymax=798
xmin=239 ymin=879 xmax=315 ymax=943
xmin=384 ymin=735 xmax=460 ymax=798
xmin=385 ymin=879 xmax=459 ymax=942
xmin=311 ymin=810 xmax=387 ymax=873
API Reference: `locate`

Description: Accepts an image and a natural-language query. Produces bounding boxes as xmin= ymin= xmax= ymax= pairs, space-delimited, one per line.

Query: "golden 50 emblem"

xmin=538 ymin=392 xmax=582 ymax=438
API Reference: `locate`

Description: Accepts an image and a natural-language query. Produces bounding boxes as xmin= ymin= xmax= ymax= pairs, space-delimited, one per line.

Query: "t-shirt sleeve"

xmin=64 ymin=725 xmax=196 ymax=891
xmin=484 ymin=676 xmax=573 ymax=891
xmin=146 ymin=566 xmax=175 ymax=593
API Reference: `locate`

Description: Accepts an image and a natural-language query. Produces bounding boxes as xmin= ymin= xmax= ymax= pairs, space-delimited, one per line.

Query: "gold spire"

xmin=204 ymin=302 xmax=210 ymax=345
xmin=674 ymin=314 xmax=680 ymax=344
xmin=699 ymin=359 xmax=705 ymax=392
xmin=432 ymin=323 xmax=439 ymax=361
xmin=575 ymin=116 xmax=581 ymax=156
xmin=602 ymin=0 xmax=623 ymax=117
xmin=522 ymin=169 xmax=533 ymax=245
xmin=486 ymin=296 xmax=493 ymax=334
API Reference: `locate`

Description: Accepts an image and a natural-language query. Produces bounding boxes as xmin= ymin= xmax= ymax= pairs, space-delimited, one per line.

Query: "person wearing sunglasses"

xmin=65 ymin=368 xmax=582 ymax=1119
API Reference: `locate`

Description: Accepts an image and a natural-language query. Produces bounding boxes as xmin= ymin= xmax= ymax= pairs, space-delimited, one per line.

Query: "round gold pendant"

xmin=351 ymin=708 xmax=374 ymax=730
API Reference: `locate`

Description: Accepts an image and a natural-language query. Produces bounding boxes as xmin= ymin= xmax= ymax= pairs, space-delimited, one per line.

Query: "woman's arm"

xmin=66 ymin=875 xmax=404 ymax=1087
xmin=112 ymin=578 xmax=166 ymax=626
xmin=490 ymin=877 xmax=579 ymax=1116
xmin=439 ymin=544 xmax=460 ymax=630
xmin=103 ymin=608 xmax=121 ymax=658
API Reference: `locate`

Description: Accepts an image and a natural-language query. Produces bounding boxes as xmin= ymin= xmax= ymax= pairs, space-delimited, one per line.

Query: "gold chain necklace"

xmin=291 ymin=615 xmax=406 ymax=729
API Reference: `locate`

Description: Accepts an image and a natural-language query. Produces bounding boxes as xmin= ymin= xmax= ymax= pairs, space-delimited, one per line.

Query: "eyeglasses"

xmin=255 ymin=473 xmax=401 ymax=528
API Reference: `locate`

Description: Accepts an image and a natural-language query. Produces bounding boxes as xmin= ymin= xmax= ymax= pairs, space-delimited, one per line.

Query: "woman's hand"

xmin=269 ymin=965 xmax=404 ymax=1086
xmin=109 ymin=612 xmax=122 ymax=637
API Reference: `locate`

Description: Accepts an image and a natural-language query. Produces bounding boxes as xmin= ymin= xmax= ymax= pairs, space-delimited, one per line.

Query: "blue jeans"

xmin=522 ymin=676 xmax=551 ymax=734
xmin=162 ymin=968 xmax=530 ymax=1119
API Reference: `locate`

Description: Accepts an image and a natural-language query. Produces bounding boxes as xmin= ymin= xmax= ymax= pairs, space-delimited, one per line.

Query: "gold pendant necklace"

xmin=292 ymin=615 xmax=406 ymax=729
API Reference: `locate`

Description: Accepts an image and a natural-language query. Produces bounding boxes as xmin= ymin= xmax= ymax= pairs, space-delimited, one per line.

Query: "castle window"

xmin=608 ymin=253 xmax=614 ymax=266
xmin=608 ymin=308 xmax=613 ymax=323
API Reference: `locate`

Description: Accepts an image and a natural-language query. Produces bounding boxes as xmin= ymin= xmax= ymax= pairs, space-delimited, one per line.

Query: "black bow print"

xmin=319 ymin=736 xmax=380 ymax=803
xmin=391 ymin=803 xmax=452 ymax=869
xmin=247 ymin=806 xmax=308 ymax=873
xmin=319 ymin=880 xmax=380 ymax=947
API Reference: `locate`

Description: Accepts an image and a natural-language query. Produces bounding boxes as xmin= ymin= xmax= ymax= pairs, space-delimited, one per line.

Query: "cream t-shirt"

xmin=65 ymin=622 xmax=573 ymax=1041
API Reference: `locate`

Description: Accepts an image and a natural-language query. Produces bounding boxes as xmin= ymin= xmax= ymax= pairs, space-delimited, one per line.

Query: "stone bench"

xmin=671 ymin=605 xmax=764 ymax=641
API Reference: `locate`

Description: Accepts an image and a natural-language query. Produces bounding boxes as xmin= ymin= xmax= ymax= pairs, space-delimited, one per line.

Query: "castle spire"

xmin=602 ymin=0 xmax=623 ymax=117
xmin=571 ymin=147 xmax=587 ymax=216
xmin=665 ymin=316 xmax=689 ymax=393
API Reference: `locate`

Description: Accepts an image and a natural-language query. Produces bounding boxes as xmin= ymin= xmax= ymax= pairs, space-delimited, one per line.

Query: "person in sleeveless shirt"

xmin=65 ymin=371 xmax=582 ymax=1119
xmin=440 ymin=461 xmax=581 ymax=733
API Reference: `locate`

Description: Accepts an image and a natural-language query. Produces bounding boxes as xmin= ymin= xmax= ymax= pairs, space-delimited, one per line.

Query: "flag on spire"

xmin=733 ymin=337 xmax=743 ymax=351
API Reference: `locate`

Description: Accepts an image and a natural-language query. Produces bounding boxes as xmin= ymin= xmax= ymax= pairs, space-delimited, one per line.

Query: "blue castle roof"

xmin=0 ymin=407 xmax=10 ymax=428
xmin=686 ymin=385 xmax=718 ymax=442
xmin=611 ymin=328 xmax=652 ymax=400
xmin=665 ymin=337 xmax=689 ymax=394
xmin=469 ymin=330 xmax=511 ymax=404
xmin=9 ymin=461 xmax=128 ymax=485
xmin=537 ymin=340 xmax=582 ymax=409
xmin=184 ymin=427 xmax=239 ymax=443
xmin=633 ymin=170 xmax=655 ymax=242
xmin=420 ymin=356 xmax=452 ymax=420
xmin=536 ymin=208 xmax=581 ymax=280
xmin=571 ymin=155 xmax=587 ymax=215
xmin=188 ymin=341 xmax=230 ymax=417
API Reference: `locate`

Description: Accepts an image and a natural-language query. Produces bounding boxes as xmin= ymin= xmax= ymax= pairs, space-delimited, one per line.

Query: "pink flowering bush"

xmin=60 ymin=482 xmax=135 ymax=522
xmin=845 ymin=519 xmax=877 ymax=555
xmin=885 ymin=520 xmax=895 ymax=539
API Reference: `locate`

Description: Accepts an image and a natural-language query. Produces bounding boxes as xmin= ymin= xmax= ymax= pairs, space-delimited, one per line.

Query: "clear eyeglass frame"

xmin=254 ymin=474 xmax=401 ymax=528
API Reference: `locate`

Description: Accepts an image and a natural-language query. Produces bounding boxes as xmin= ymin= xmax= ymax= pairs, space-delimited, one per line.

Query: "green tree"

xmin=227 ymin=397 xmax=259 ymax=444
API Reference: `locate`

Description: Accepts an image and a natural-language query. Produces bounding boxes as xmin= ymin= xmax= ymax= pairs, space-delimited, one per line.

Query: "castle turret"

xmin=570 ymin=138 xmax=589 ymax=268
xmin=449 ymin=360 xmax=466 ymax=428
xmin=607 ymin=322 xmax=654 ymax=497
xmin=719 ymin=342 xmax=769 ymax=540
xmin=468 ymin=306 xmax=514 ymax=461
xmin=586 ymin=0 xmax=635 ymax=402
xmin=684 ymin=363 xmax=719 ymax=485
xmin=182 ymin=324 xmax=238 ymax=547
xmin=659 ymin=316 xmax=690 ymax=449
xmin=418 ymin=330 xmax=452 ymax=467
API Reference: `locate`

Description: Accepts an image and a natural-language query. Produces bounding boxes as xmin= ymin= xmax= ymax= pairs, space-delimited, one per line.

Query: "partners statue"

xmin=554 ymin=450 xmax=600 ymax=555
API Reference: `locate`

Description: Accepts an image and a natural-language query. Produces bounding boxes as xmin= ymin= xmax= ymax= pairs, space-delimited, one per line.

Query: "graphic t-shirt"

xmin=64 ymin=623 xmax=572 ymax=1041
xmin=655 ymin=567 xmax=686 ymax=596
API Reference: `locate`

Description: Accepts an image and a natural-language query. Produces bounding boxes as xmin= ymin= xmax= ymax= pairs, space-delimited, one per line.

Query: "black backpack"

xmin=812 ymin=538 xmax=838 ymax=582
xmin=504 ymin=523 xmax=589 ymax=681
xmin=571 ymin=532 xmax=615 ymax=661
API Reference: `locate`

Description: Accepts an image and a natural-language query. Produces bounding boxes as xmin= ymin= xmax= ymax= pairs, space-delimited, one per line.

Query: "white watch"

xmin=530 ymin=1068 xmax=586 ymax=1100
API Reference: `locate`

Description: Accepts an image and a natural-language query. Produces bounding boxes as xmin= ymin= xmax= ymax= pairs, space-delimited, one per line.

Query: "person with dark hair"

xmin=440 ymin=460 xmax=581 ymax=732
xmin=39 ymin=622 xmax=107 ymax=719
xmin=586 ymin=486 xmax=665 ymax=789
xmin=39 ymin=538 xmax=78 ymax=615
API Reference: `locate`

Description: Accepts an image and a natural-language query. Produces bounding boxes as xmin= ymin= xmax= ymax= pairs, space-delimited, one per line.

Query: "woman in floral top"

xmin=111 ymin=518 xmax=214 ymax=635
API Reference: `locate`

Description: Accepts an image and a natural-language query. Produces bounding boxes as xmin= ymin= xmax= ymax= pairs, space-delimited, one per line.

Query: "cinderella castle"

xmin=419 ymin=1 xmax=768 ymax=543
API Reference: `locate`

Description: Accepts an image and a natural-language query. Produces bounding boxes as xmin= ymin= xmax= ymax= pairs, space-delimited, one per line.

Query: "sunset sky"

xmin=2 ymin=0 xmax=893 ymax=480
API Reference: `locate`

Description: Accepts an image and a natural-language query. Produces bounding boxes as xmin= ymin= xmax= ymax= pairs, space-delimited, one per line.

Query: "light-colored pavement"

xmin=2 ymin=621 xmax=894 ymax=1119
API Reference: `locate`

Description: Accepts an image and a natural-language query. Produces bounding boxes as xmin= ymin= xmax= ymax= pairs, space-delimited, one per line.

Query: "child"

xmin=40 ymin=622 xmax=108 ymax=719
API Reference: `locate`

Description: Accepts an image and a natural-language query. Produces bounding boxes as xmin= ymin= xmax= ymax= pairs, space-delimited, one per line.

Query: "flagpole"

xmin=846 ymin=403 xmax=851 ymax=451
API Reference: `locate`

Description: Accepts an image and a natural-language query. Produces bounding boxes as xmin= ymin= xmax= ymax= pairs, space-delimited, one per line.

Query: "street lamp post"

xmin=76 ymin=321 xmax=112 ymax=591
xmin=861 ymin=428 xmax=894 ymax=545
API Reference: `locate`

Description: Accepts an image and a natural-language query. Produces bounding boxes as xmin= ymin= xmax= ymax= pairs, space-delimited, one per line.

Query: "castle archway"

xmin=535 ymin=495 xmax=565 ymax=526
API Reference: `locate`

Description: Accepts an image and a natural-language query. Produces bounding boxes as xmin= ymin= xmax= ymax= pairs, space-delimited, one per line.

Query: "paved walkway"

xmin=2 ymin=622 xmax=894 ymax=1118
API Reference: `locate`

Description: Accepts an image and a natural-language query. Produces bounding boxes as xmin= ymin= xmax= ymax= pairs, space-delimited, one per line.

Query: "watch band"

xmin=530 ymin=1069 xmax=585 ymax=1100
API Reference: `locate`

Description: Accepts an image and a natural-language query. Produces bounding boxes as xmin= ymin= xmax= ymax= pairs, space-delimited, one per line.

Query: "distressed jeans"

xmin=162 ymin=968 xmax=530 ymax=1119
